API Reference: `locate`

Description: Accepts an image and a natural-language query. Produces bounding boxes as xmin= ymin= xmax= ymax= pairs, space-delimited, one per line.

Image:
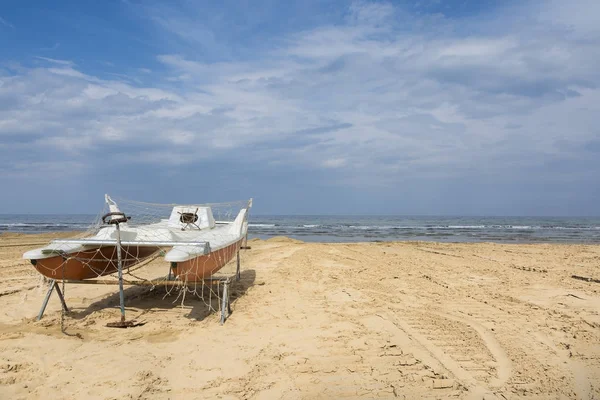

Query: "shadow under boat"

xmin=67 ymin=269 xmax=257 ymax=323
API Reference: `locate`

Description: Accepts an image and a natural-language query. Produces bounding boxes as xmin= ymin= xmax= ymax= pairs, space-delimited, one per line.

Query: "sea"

xmin=1 ymin=214 xmax=600 ymax=244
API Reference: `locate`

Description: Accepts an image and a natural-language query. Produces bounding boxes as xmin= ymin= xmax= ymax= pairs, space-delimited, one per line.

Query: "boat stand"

xmin=37 ymin=279 xmax=69 ymax=321
xmin=36 ymin=249 xmax=244 ymax=325
xmin=37 ymin=277 xmax=236 ymax=324
xmin=219 ymin=278 xmax=232 ymax=325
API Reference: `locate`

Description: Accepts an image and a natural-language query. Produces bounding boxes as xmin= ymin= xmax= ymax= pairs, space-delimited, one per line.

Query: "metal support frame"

xmin=220 ymin=278 xmax=232 ymax=325
xmin=114 ymin=222 xmax=127 ymax=325
xmin=36 ymin=236 xmax=246 ymax=326
xmin=36 ymin=274 xmax=238 ymax=324
xmin=37 ymin=279 xmax=69 ymax=321
xmin=236 ymin=250 xmax=241 ymax=281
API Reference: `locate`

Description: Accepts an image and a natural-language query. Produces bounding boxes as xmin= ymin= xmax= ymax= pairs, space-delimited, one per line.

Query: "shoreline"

xmin=3 ymin=230 xmax=600 ymax=246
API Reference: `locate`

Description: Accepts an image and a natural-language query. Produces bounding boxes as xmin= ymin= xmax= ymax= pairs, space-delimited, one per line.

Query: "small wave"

xmin=0 ymin=223 xmax=31 ymax=227
xmin=0 ymin=223 xmax=80 ymax=228
xmin=246 ymin=223 xmax=600 ymax=232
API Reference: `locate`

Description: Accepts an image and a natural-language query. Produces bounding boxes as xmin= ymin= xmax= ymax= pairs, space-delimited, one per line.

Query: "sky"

xmin=0 ymin=0 xmax=599 ymax=216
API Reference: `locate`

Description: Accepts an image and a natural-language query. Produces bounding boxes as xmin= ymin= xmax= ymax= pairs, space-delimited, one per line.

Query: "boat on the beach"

xmin=23 ymin=195 xmax=251 ymax=282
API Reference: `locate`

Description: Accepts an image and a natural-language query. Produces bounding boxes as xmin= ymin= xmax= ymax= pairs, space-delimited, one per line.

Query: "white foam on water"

xmin=448 ymin=225 xmax=486 ymax=229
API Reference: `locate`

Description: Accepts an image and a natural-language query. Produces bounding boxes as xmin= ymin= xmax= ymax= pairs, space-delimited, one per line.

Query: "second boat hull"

xmin=171 ymin=239 xmax=242 ymax=282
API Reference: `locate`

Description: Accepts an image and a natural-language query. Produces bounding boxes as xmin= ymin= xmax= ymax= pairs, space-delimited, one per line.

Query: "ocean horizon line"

xmin=1 ymin=213 xmax=600 ymax=218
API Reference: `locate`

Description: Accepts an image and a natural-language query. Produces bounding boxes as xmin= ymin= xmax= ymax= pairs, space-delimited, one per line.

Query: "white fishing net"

xmin=25 ymin=195 xmax=252 ymax=326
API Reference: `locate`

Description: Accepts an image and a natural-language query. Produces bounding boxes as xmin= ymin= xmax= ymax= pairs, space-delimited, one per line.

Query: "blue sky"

xmin=0 ymin=0 xmax=599 ymax=215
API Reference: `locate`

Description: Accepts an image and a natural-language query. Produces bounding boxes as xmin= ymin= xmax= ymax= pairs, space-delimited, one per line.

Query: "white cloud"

xmin=34 ymin=56 xmax=74 ymax=66
xmin=535 ymin=0 xmax=600 ymax=37
xmin=0 ymin=16 xmax=14 ymax=29
xmin=0 ymin=160 xmax=86 ymax=179
xmin=1 ymin=0 xmax=599 ymax=195
xmin=322 ymin=158 xmax=347 ymax=168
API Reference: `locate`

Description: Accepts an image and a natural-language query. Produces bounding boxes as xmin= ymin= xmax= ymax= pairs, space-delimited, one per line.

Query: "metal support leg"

xmin=37 ymin=279 xmax=68 ymax=321
xmin=106 ymin=220 xmax=136 ymax=328
xmin=236 ymin=251 xmax=241 ymax=282
xmin=54 ymin=282 xmax=69 ymax=313
xmin=220 ymin=279 xmax=231 ymax=325
xmin=38 ymin=280 xmax=56 ymax=321
xmin=116 ymin=223 xmax=126 ymax=323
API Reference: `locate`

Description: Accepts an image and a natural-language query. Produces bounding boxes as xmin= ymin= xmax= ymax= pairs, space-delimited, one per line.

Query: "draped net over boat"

xmin=23 ymin=195 xmax=252 ymax=282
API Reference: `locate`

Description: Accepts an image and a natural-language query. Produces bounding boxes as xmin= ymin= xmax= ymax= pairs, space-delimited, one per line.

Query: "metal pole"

xmin=236 ymin=250 xmax=241 ymax=281
xmin=115 ymin=222 xmax=126 ymax=323
xmin=37 ymin=280 xmax=69 ymax=321
xmin=220 ymin=280 xmax=229 ymax=325
xmin=54 ymin=283 xmax=69 ymax=312
xmin=37 ymin=280 xmax=56 ymax=321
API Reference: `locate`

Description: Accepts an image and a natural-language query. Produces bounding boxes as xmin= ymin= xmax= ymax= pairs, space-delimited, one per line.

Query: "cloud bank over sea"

xmin=0 ymin=0 xmax=599 ymax=215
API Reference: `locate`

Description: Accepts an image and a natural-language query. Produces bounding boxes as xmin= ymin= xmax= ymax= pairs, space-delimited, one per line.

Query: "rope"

xmin=111 ymin=197 xmax=248 ymax=208
xmin=37 ymin=196 xmax=249 ymax=325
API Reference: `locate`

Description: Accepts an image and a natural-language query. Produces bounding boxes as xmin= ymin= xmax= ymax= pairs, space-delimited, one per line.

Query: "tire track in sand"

xmin=354 ymin=284 xmax=510 ymax=399
xmin=444 ymin=297 xmax=592 ymax=399
xmin=389 ymin=308 xmax=510 ymax=399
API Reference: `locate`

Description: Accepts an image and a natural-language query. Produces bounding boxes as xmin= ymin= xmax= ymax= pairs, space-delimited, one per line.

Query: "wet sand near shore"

xmin=0 ymin=232 xmax=599 ymax=399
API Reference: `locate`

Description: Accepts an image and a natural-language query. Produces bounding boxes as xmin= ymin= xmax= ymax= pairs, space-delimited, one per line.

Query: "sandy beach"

xmin=0 ymin=232 xmax=599 ymax=399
